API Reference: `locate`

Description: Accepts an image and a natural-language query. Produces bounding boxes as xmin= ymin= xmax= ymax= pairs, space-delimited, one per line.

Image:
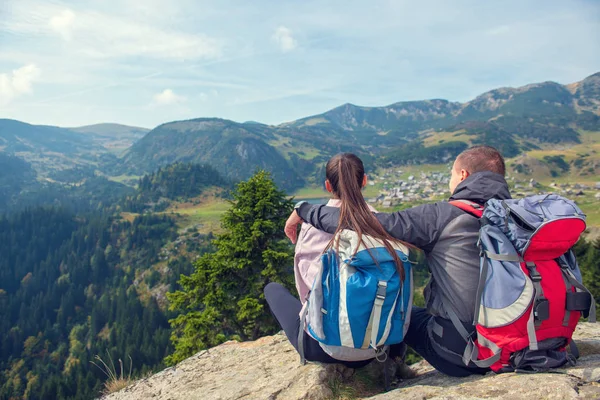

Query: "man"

xmin=284 ymin=145 xmax=510 ymax=377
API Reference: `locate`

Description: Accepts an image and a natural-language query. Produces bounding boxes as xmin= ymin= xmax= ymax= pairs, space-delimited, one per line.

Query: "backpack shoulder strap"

xmin=449 ymin=199 xmax=484 ymax=218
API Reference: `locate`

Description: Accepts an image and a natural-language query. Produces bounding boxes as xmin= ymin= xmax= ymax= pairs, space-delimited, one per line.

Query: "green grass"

xmin=421 ymin=129 xmax=471 ymax=147
xmin=289 ymin=186 xmax=329 ymax=200
xmin=576 ymin=196 xmax=600 ymax=227
xmin=301 ymin=117 xmax=328 ymax=126
xmin=108 ymin=174 xmax=141 ymax=185
xmin=268 ymin=135 xmax=323 ymax=161
xmin=289 ymin=184 xmax=381 ymax=200
xmin=579 ymin=130 xmax=600 ymax=145
xmin=327 ymin=367 xmax=384 ymax=400
xmin=162 ymin=200 xmax=231 ymax=234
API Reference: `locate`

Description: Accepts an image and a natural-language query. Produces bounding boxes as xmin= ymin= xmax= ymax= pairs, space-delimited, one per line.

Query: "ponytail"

xmin=325 ymin=153 xmax=410 ymax=280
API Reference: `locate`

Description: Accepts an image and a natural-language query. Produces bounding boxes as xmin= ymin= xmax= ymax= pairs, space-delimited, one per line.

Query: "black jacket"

xmin=297 ymin=171 xmax=511 ymax=322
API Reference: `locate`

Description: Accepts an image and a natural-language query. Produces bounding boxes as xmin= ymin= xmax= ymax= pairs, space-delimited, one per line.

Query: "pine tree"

xmin=165 ymin=170 xmax=294 ymax=365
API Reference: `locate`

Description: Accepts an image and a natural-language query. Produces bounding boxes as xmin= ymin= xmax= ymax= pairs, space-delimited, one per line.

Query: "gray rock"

xmin=369 ymin=323 xmax=600 ymax=400
xmin=103 ymin=334 xmax=349 ymax=400
xmin=103 ymin=323 xmax=600 ymax=400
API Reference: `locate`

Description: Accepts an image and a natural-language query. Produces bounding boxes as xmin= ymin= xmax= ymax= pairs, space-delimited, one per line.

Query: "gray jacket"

xmin=296 ymin=171 xmax=511 ymax=323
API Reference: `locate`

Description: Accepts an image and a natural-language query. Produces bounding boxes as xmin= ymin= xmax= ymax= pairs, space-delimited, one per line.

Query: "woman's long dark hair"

xmin=325 ymin=153 xmax=410 ymax=280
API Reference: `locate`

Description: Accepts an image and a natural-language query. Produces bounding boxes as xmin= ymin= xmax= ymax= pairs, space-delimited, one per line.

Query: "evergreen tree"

xmin=165 ymin=171 xmax=294 ymax=365
xmin=575 ymin=238 xmax=600 ymax=303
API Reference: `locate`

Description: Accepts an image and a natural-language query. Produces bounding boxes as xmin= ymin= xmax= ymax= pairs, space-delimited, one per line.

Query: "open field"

xmin=421 ymin=129 xmax=472 ymax=147
xmin=107 ymin=174 xmax=142 ymax=185
xmin=163 ymin=198 xmax=230 ymax=234
xmin=289 ymin=184 xmax=381 ymax=201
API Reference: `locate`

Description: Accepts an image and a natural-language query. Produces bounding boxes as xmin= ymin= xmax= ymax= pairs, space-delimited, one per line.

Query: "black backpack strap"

xmin=525 ymin=262 xmax=548 ymax=328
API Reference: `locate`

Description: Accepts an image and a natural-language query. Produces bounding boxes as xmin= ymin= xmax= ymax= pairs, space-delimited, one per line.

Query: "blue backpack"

xmin=298 ymin=229 xmax=413 ymax=363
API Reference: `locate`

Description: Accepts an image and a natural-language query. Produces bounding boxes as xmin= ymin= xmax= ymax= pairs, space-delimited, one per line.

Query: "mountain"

xmin=0 ymin=119 xmax=114 ymax=178
xmin=292 ymin=79 xmax=598 ymax=147
xmin=70 ymin=123 xmax=149 ymax=139
xmin=287 ymin=100 xmax=461 ymax=145
xmin=70 ymin=123 xmax=149 ymax=152
xmin=121 ymin=119 xmax=309 ymax=191
xmin=570 ymin=72 xmax=600 ymax=114
xmin=122 ymin=72 xmax=599 ymax=188
xmin=2 ymin=72 xmax=598 ymax=192
xmin=0 ymin=119 xmax=98 ymax=157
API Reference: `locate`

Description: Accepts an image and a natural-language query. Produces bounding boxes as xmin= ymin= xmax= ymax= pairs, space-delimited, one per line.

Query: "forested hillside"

xmin=0 ymin=175 xmax=134 ymax=215
xmin=0 ymin=154 xmax=37 ymax=211
xmin=0 ymin=209 xmax=189 ymax=399
xmin=121 ymin=163 xmax=231 ymax=213
xmin=0 ymin=161 xmax=229 ymax=399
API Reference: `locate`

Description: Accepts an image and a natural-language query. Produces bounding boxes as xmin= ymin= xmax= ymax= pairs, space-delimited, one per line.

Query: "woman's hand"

xmin=284 ymin=211 xmax=302 ymax=244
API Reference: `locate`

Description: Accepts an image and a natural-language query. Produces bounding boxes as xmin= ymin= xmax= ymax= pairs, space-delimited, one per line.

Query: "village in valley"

xmin=368 ymin=168 xmax=600 ymax=209
xmin=368 ymin=170 xmax=451 ymax=207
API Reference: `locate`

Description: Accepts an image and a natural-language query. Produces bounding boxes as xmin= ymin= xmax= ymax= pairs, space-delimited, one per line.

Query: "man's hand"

xmin=285 ymin=210 xmax=303 ymax=244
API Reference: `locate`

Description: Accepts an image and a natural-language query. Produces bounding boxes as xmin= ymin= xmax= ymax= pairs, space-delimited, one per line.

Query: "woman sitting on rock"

xmin=264 ymin=153 xmax=414 ymax=374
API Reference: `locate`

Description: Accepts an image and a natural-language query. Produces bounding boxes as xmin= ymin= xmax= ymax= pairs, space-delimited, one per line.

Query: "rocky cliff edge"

xmin=104 ymin=323 xmax=600 ymax=400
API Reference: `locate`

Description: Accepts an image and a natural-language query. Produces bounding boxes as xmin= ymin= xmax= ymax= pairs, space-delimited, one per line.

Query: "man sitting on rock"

xmin=285 ymin=145 xmax=510 ymax=377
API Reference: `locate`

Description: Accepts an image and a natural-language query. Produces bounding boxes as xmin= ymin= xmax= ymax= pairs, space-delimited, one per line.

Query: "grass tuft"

xmin=90 ymin=352 xmax=134 ymax=396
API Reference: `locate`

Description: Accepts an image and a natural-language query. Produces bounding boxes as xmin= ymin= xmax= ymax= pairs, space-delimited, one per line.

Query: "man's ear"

xmin=362 ymin=174 xmax=368 ymax=188
xmin=325 ymin=180 xmax=333 ymax=193
xmin=460 ymin=169 xmax=470 ymax=182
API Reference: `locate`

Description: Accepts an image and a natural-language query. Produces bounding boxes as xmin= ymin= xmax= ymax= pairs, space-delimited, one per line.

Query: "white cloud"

xmin=0 ymin=64 xmax=41 ymax=106
xmin=49 ymin=9 xmax=76 ymax=40
xmin=153 ymin=89 xmax=186 ymax=105
xmin=272 ymin=26 xmax=297 ymax=52
xmin=5 ymin=2 xmax=222 ymax=61
xmin=76 ymin=11 xmax=222 ymax=60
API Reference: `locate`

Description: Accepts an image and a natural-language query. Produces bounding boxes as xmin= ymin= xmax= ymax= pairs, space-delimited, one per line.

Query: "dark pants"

xmin=404 ymin=306 xmax=489 ymax=377
xmin=264 ymin=282 xmax=373 ymax=369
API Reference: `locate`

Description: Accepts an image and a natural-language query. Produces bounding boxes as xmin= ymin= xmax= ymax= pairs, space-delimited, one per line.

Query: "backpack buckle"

xmin=526 ymin=262 xmax=542 ymax=282
xmin=376 ymin=282 xmax=387 ymax=301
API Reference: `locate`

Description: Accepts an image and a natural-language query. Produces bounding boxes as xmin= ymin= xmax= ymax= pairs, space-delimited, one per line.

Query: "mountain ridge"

xmin=121 ymin=72 xmax=599 ymax=189
xmin=1 ymin=72 xmax=598 ymax=191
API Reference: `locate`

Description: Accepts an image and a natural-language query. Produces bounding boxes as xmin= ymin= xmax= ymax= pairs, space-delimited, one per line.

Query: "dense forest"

xmin=0 ymin=209 xmax=183 ymax=399
xmin=121 ymin=163 xmax=230 ymax=213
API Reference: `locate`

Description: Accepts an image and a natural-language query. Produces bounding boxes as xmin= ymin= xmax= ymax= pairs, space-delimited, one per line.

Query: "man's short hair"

xmin=455 ymin=145 xmax=505 ymax=176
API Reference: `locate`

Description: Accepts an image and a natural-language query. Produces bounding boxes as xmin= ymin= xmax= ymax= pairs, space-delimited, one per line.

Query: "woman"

xmin=293 ymin=158 xmax=377 ymax=305
xmin=264 ymin=153 xmax=412 ymax=368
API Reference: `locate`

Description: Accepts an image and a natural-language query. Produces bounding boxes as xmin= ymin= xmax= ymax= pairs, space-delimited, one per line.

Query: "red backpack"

xmin=449 ymin=195 xmax=596 ymax=372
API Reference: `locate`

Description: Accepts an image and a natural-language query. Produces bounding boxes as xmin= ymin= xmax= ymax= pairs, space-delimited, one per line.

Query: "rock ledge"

xmin=105 ymin=323 xmax=600 ymax=400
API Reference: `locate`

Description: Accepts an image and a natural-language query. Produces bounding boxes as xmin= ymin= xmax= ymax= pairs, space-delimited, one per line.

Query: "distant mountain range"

xmin=1 ymin=72 xmax=598 ymax=191
xmin=69 ymin=123 xmax=149 ymax=138
xmin=123 ymin=72 xmax=599 ymax=189
xmin=69 ymin=123 xmax=149 ymax=152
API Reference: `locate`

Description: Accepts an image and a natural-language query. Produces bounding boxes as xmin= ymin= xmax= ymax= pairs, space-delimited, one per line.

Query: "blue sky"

xmin=1 ymin=0 xmax=599 ymax=129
